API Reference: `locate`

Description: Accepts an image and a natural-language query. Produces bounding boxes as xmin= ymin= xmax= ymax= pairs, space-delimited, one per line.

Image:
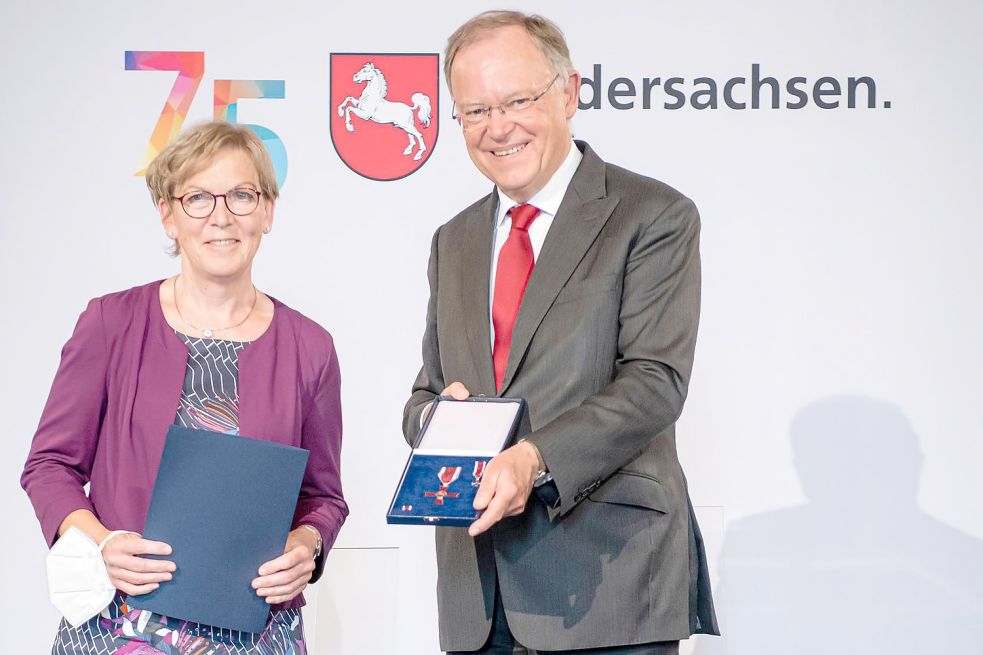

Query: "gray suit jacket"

xmin=403 ymin=142 xmax=719 ymax=651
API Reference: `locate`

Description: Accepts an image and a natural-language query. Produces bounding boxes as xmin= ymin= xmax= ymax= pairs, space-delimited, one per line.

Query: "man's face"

xmin=450 ymin=26 xmax=580 ymax=204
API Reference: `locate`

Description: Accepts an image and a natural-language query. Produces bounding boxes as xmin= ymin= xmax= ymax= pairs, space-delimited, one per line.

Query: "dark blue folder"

xmin=127 ymin=425 xmax=309 ymax=633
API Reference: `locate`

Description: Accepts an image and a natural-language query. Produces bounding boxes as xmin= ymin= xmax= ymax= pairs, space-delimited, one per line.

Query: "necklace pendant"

xmin=203 ymin=329 xmax=214 ymax=338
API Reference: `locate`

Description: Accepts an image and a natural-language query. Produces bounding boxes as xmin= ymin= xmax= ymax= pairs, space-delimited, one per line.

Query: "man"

xmin=403 ymin=11 xmax=718 ymax=654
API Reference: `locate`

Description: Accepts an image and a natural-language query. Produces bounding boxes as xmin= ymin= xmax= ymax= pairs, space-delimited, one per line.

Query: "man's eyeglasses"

xmin=173 ymin=187 xmax=262 ymax=219
xmin=452 ymin=74 xmax=561 ymax=132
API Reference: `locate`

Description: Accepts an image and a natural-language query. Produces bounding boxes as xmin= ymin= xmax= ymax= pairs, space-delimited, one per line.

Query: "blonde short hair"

xmin=145 ymin=121 xmax=279 ymax=255
xmin=444 ymin=10 xmax=574 ymax=95
xmin=145 ymin=120 xmax=279 ymax=208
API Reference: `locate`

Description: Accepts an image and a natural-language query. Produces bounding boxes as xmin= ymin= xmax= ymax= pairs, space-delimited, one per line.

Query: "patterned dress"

xmin=51 ymin=333 xmax=307 ymax=655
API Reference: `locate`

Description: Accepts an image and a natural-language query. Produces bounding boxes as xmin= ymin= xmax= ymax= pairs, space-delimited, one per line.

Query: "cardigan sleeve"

xmin=292 ymin=335 xmax=348 ymax=583
xmin=21 ymin=298 xmax=109 ymax=547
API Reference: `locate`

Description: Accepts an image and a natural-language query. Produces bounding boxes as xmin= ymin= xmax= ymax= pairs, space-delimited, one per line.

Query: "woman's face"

xmin=160 ymin=148 xmax=274 ymax=282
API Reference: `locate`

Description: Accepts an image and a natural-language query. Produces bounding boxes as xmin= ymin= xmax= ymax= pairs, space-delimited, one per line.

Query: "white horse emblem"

xmin=336 ymin=62 xmax=432 ymax=161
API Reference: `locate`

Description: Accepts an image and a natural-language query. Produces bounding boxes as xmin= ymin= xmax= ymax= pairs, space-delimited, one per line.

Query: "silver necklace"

xmin=173 ymin=275 xmax=258 ymax=339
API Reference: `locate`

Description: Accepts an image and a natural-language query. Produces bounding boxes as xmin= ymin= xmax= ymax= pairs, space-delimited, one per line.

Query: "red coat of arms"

xmin=330 ymin=53 xmax=439 ymax=181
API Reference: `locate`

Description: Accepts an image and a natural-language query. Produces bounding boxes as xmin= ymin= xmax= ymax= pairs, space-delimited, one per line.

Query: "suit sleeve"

xmin=401 ymin=227 xmax=445 ymax=446
xmin=293 ymin=338 xmax=349 ymax=584
xmin=528 ymin=196 xmax=701 ymax=516
xmin=21 ymin=298 xmax=108 ymax=547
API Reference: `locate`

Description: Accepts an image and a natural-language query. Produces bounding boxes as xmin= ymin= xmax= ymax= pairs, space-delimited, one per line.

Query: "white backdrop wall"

xmin=2 ymin=1 xmax=981 ymax=653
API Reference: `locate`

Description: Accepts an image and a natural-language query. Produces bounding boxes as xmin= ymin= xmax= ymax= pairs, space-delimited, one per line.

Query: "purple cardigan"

xmin=21 ymin=280 xmax=348 ymax=608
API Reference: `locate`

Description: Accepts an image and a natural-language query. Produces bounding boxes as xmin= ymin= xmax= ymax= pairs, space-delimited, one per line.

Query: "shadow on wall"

xmin=695 ymin=395 xmax=983 ymax=655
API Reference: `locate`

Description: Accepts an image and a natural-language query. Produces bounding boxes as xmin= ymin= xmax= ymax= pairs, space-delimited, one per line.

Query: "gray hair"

xmin=444 ymin=10 xmax=574 ymax=95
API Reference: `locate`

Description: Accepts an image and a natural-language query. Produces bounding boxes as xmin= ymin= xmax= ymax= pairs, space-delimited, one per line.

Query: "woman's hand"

xmin=252 ymin=527 xmax=317 ymax=605
xmin=58 ymin=510 xmax=174 ymax=596
xmin=101 ymin=532 xmax=175 ymax=596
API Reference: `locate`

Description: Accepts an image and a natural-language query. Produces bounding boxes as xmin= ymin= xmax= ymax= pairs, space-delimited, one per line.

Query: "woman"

xmin=21 ymin=120 xmax=347 ymax=652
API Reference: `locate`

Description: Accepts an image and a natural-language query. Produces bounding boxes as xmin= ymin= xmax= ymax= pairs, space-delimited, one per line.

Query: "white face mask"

xmin=45 ymin=527 xmax=134 ymax=627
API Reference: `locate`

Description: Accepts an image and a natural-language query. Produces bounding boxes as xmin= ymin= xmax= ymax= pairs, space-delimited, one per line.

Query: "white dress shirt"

xmin=489 ymin=142 xmax=583 ymax=345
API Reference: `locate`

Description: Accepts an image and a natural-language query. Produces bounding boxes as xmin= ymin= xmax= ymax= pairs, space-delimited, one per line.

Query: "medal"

xmin=472 ymin=460 xmax=486 ymax=487
xmin=425 ymin=466 xmax=462 ymax=505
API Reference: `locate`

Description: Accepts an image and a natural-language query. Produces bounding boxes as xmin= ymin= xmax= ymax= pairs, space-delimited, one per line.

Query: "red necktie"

xmin=492 ymin=204 xmax=541 ymax=391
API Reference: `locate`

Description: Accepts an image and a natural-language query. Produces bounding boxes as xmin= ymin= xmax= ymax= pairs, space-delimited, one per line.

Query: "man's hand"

xmin=441 ymin=382 xmax=472 ymax=400
xmin=468 ymin=440 xmax=544 ymax=537
xmin=422 ymin=381 xmax=472 ymax=423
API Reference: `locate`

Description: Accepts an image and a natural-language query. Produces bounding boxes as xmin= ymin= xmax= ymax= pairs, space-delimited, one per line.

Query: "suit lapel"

xmin=460 ymin=193 xmax=498 ymax=395
xmin=499 ymin=145 xmax=620 ymax=394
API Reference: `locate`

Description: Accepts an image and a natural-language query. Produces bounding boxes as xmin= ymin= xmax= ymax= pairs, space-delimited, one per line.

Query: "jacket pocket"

xmin=586 ymin=471 xmax=669 ymax=513
xmin=552 ymin=273 xmax=621 ymax=306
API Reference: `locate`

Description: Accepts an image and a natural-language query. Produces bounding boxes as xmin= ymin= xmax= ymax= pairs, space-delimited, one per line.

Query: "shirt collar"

xmin=496 ymin=141 xmax=583 ymax=226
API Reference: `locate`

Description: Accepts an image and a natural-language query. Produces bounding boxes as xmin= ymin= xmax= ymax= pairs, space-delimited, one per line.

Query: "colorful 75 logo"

xmin=125 ymin=51 xmax=287 ymax=187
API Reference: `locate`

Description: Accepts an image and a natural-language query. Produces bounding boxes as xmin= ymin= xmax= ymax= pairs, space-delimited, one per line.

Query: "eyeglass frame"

xmin=451 ymin=74 xmax=562 ymax=131
xmin=171 ymin=187 xmax=264 ymax=219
